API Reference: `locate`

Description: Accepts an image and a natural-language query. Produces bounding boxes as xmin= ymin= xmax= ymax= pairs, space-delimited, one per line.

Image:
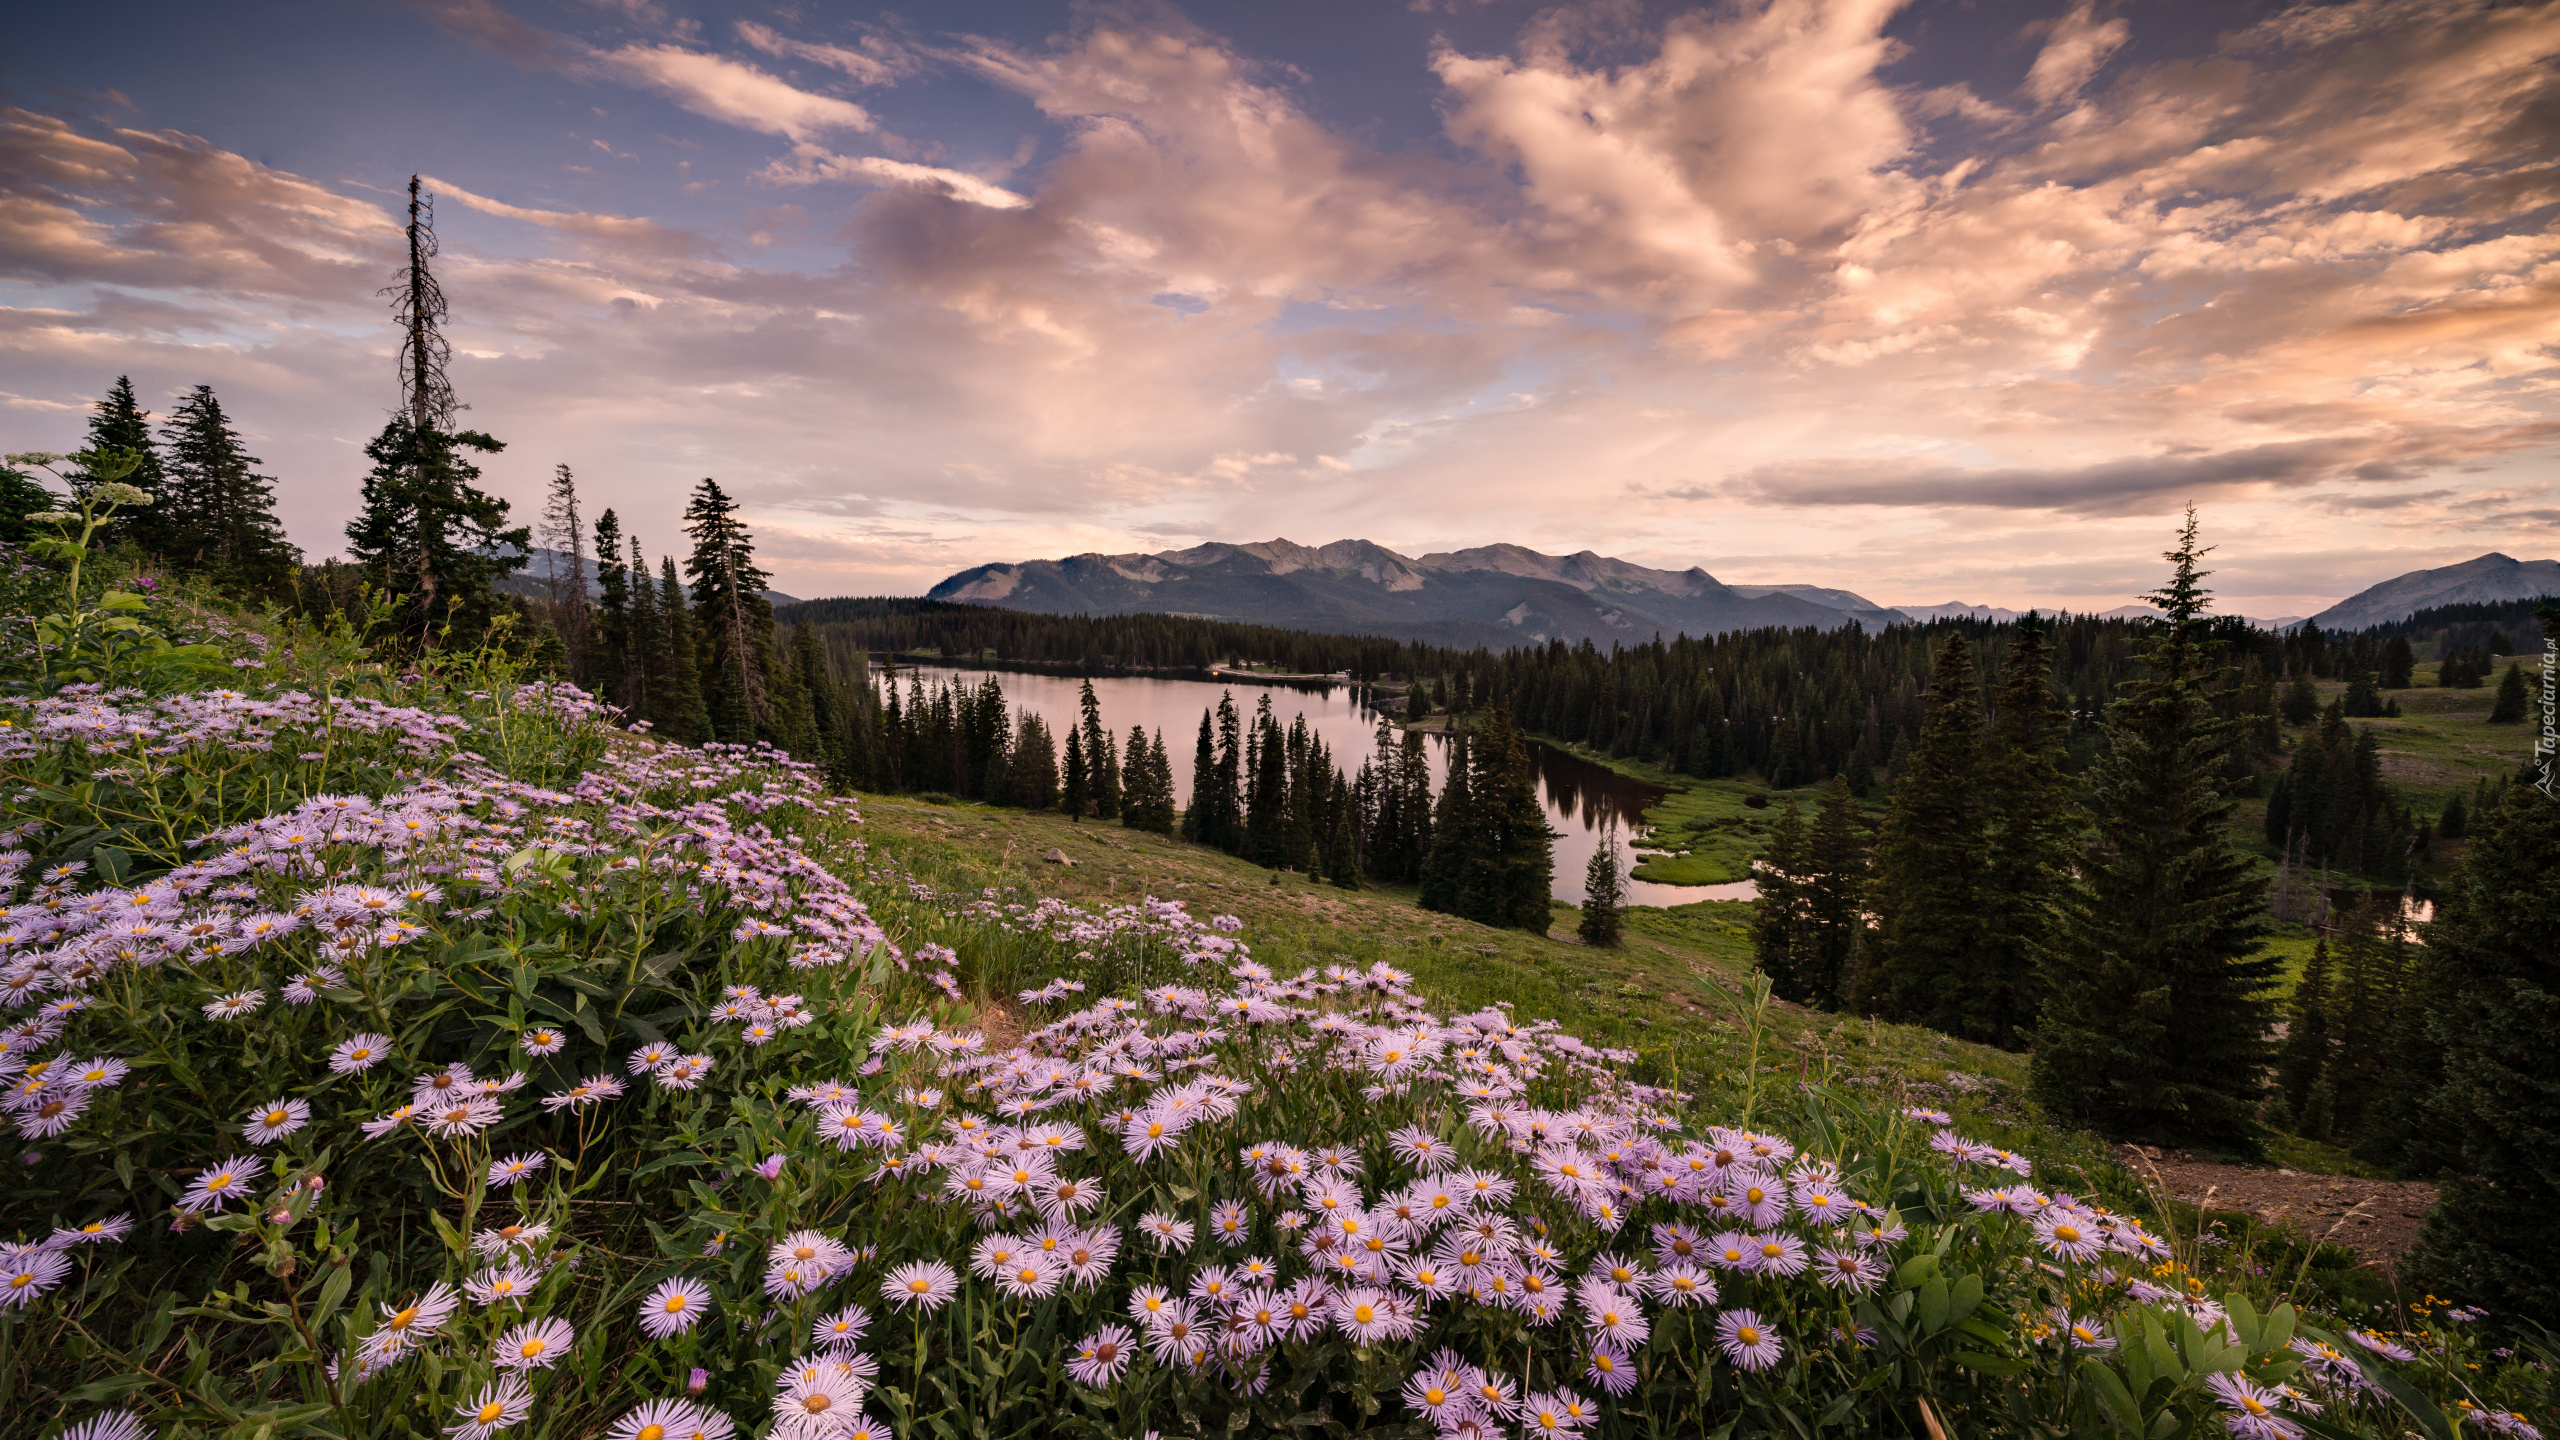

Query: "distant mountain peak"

xmin=2308 ymin=552 xmax=2560 ymax=632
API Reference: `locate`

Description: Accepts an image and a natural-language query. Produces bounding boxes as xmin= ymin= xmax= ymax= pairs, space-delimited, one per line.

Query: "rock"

xmin=1041 ymin=848 xmax=1075 ymax=866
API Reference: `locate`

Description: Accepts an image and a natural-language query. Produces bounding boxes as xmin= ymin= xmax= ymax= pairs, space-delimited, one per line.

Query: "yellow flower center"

xmin=478 ymin=1402 xmax=506 ymax=1422
xmin=1353 ymin=1304 xmax=1376 ymax=1323
xmin=388 ymin=1306 xmax=419 ymax=1330
xmin=519 ymin=1338 xmax=546 ymax=1358
xmin=638 ymin=1428 xmax=665 ymax=1440
xmin=1738 ymin=1326 xmax=1761 ymax=1345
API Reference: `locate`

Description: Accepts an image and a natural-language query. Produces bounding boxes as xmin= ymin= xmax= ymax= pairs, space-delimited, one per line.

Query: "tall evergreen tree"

xmin=1799 ymin=776 xmax=1870 ymax=1010
xmin=2029 ymin=513 xmax=2281 ymax=1149
xmin=1750 ymin=797 xmax=1814 ymax=992
xmin=589 ymin=511 xmax=631 ymax=706
xmin=2273 ymin=937 xmax=2332 ymax=1117
xmin=1578 ymin=828 xmax=1626 ymax=948
xmin=2398 ymin=707 xmax=2560 ymax=1325
xmin=652 ymin=557 xmax=710 ymax=743
xmin=541 ymin=464 xmax=591 ymax=672
xmin=1008 ymin=713 xmax=1061 ymax=810
xmin=1973 ymin=614 xmax=2078 ymax=1046
xmin=2490 ymin=662 xmax=2529 ymax=723
xmin=1418 ymin=735 xmax=1474 ymax=915
xmin=1079 ymin=681 xmax=1120 ymax=819
xmin=1458 ymin=709 xmax=1554 ymax=934
xmin=1122 ymin=726 xmax=1177 ymax=834
xmin=2279 ymin=670 xmax=2319 ymax=726
xmin=2380 ymin=635 xmax=2415 ymax=689
xmin=622 ymin=536 xmax=660 ymax=720
xmin=1062 ymin=724 xmax=1088 ymax=819
xmin=77 ymin=376 xmax=171 ymax=553
xmin=347 ymin=179 xmax=529 ymax=647
xmin=1861 ymin=635 xmax=1995 ymax=1035
xmin=2324 ymin=894 xmax=2412 ymax=1140
xmin=682 ymin=478 xmax=774 ymax=743
xmin=157 ymin=384 xmax=298 ymax=591
xmin=344 ymin=418 xmax=526 ymax=646
xmin=1183 ymin=711 xmax=1218 ymax=843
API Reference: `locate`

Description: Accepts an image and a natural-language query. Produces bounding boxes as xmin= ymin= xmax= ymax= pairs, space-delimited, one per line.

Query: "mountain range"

xmin=2304 ymin=552 xmax=2560 ymax=632
xmin=926 ymin=538 xmax=2557 ymax=645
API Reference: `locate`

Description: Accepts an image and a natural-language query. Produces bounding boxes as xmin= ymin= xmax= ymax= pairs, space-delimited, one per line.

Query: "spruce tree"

xmin=157 ymin=384 xmax=297 ymax=591
xmin=2490 ymin=662 xmax=2528 ymax=723
xmin=1861 ymin=635 xmax=1994 ymax=1036
xmin=2380 ymin=635 xmax=2415 ymax=689
xmin=2438 ymin=791 xmax=2466 ymax=839
xmin=541 ymin=464 xmax=591 ymax=672
xmin=682 ymin=478 xmax=774 ymax=743
xmin=1459 ymin=708 xmax=1553 ymax=934
xmin=1079 ymin=681 xmax=1120 ymax=819
xmin=1418 ymin=735 xmax=1474 ymax=915
xmin=653 ymin=557 xmax=711 ymax=743
xmin=1801 ymin=775 xmax=1870 ymax=1009
xmin=1122 ymin=726 xmax=1177 ymax=834
xmin=0 ymin=460 xmax=54 ymax=545
xmin=1213 ymin=694 xmax=1245 ymax=852
xmin=2280 ymin=671 xmax=2319 ymax=726
xmin=2028 ymin=513 xmax=2281 ymax=1149
xmin=1062 ymin=725 xmax=1088 ymax=819
xmin=1750 ymin=797 xmax=1813 ymax=994
xmin=2273 ymin=937 xmax=2331 ymax=1116
xmin=344 ymin=418 xmax=527 ymax=647
xmin=1974 ymin=614 xmax=2077 ymax=1046
xmin=1182 ymin=711 xmax=1217 ymax=843
xmin=623 ymin=537 xmax=660 ymax=721
xmin=2397 ymin=638 xmax=2560 ymax=1327
xmin=589 ymin=510 xmax=630 ymax=705
xmin=1009 ymin=713 xmax=1060 ymax=811
xmin=1578 ymin=828 xmax=1625 ymax=948
xmin=347 ymin=179 xmax=530 ymax=647
xmin=2325 ymin=894 xmax=2411 ymax=1140
xmin=77 ymin=376 xmax=172 ymax=554
xmin=1327 ymin=798 xmax=1360 ymax=889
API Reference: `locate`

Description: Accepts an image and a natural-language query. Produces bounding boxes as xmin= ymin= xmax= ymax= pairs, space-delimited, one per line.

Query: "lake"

xmin=878 ymin=666 xmax=1746 ymax=908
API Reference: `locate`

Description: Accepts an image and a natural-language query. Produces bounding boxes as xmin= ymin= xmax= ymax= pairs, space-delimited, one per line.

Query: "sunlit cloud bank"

xmin=1 ymin=0 xmax=2554 ymax=613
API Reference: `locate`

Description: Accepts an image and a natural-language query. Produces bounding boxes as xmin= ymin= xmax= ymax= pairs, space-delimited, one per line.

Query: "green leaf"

xmin=1947 ymin=1272 xmax=1983 ymax=1325
xmin=2346 ymin=1347 xmax=2456 ymax=1440
xmin=1953 ymin=1351 xmax=2027 ymax=1376
xmin=635 ymin=1151 xmax=712 ymax=1178
xmin=67 ymin=1372 xmax=156 ymax=1403
xmin=1917 ymin=1276 xmax=1950 ymax=1334
xmin=2081 ymin=1358 xmax=2143 ymax=1440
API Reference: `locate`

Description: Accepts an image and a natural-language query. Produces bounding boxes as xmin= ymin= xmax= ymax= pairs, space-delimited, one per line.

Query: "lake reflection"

xmin=877 ymin=665 xmax=1747 ymax=907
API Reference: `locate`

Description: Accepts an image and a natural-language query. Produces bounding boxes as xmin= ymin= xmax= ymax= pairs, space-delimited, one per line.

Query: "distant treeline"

xmin=771 ymin=597 xmax=1428 ymax=677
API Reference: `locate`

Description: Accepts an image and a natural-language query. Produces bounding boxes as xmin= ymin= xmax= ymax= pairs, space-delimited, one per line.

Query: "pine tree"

xmin=2273 ymin=937 xmax=2332 ymax=1115
xmin=2438 ymin=791 xmax=2467 ymax=839
xmin=1008 ymin=713 xmax=1050 ymax=809
xmin=1800 ymin=776 xmax=1870 ymax=1010
xmin=77 ymin=376 xmax=172 ymax=554
xmin=157 ymin=384 xmax=298 ymax=591
xmin=2490 ymin=662 xmax=2528 ymax=723
xmin=2029 ymin=513 xmax=2281 ymax=1149
xmin=588 ymin=512 xmax=630 ymax=708
xmin=623 ymin=537 xmax=660 ymax=721
xmin=1861 ymin=635 xmax=1994 ymax=1036
xmin=1244 ymin=698 xmax=1288 ymax=865
xmin=1578 ymin=828 xmax=1625 ymax=947
xmin=1974 ymin=614 xmax=2077 ymax=1046
xmin=0 ymin=460 xmax=54 ymax=545
xmin=1459 ymin=709 xmax=1554 ymax=934
xmin=1750 ymin=797 xmax=1814 ymax=994
xmin=344 ymin=417 xmax=527 ymax=646
xmin=652 ymin=557 xmax=710 ymax=743
xmin=1418 ymin=735 xmax=1474 ymax=915
xmin=1183 ymin=711 xmax=1217 ymax=843
xmin=347 ymin=178 xmax=530 ymax=647
xmin=1079 ymin=681 xmax=1120 ymax=819
xmin=2325 ymin=894 xmax=2411 ymax=1140
xmin=2280 ymin=670 xmax=2319 ymax=726
xmin=1122 ymin=726 xmax=1177 ymax=834
xmin=2394 ymin=719 xmax=2560 ymax=1331
xmin=541 ymin=464 xmax=591 ymax=672
xmin=1062 ymin=724 xmax=1088 ymax=819
xmin=682 ymin=478 xmax=774 ymax=743
xmin=1327 ymin=798 xmax=1361 ymax=890
xmin=2380 ymin=635 xmax=2415 ymax=689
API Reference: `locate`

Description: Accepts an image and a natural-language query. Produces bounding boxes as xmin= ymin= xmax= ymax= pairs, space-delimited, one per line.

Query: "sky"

xmin=2 ymin=0 xmax=2556 ymax=616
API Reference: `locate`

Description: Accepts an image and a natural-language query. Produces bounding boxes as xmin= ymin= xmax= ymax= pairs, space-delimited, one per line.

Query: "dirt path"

xmin=2116 ymin=1146 xmax=2439 ymax=1273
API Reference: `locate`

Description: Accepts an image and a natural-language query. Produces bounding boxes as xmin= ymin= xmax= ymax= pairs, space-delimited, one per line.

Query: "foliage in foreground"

xmin=0 ymin=661 xmax=2547 ymax=1440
